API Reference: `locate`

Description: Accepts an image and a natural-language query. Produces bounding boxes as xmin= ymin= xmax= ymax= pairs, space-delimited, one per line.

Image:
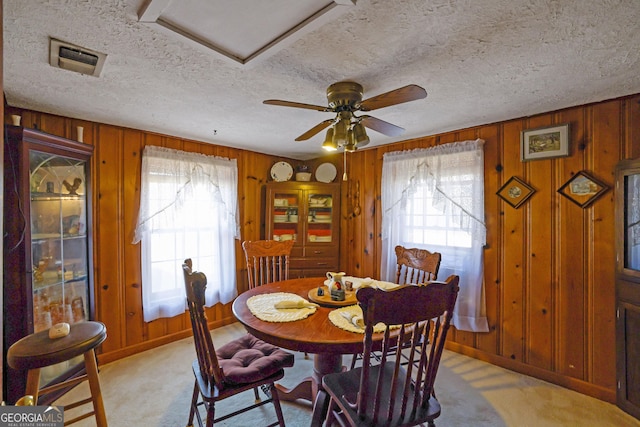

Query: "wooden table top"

xmin=232 ymin=277 xmax=376 ymax=355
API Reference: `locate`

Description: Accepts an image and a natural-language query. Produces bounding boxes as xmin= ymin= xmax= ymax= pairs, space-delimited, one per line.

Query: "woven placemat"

xmin=328 ymin=305 xmax=400 ymax=334
xmin=246 ymin=292 xmax=317 ymax=323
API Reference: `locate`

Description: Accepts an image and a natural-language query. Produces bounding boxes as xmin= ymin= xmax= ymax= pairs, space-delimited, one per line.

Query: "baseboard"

xmin=445 ymin=341 xmax=616 ymax=403
xmin=96 ymin=317 xmax=236 ymax=365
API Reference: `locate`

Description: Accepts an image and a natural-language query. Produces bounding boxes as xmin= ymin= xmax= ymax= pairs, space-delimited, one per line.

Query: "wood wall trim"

xmin=445 ymin=341 xmax=616 ymax=403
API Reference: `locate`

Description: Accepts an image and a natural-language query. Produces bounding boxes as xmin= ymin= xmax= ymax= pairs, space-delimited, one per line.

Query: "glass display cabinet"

xmin=265 ymin=182 xmax=340 ymax=277
xmin=3 ymin=126 xmax=94 ymax=404
xmin=615 ymin=158 xmax=640 ymax=419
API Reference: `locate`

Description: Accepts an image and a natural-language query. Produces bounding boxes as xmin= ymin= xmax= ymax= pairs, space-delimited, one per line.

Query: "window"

xmin=404 ymin=176 xmax=475 ymax=249
xmin=133 ymin=146 xmax=239 ymax=322
xmin=381 ymin=139 xmax=489 ymax=332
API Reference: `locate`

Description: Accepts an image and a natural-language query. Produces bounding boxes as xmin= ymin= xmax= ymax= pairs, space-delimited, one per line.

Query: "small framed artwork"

xmin=521 ymin=123 xmax=570 ymax=161
xmin=497 ymin=176 xmax=536 ymax=209
xmin=557 ymin=171 xmax=609 ymax=208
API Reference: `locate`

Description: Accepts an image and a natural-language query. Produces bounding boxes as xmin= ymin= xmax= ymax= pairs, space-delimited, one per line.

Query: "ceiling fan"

xmin=263 ymin=81 xmax=427 ymax=152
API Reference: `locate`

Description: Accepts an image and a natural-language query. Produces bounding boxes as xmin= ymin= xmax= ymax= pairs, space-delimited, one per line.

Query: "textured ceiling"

xmin=4 ymin=0 xmax=640 ymax=160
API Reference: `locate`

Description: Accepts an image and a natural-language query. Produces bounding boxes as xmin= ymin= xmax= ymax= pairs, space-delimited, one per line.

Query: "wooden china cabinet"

xmin=615 ymin=158 xmax=640 ymax=419
xmin=265 ymin=182 xmax=340 ymax=278
xmin=3 ymin=126 xmax=95 ymax=403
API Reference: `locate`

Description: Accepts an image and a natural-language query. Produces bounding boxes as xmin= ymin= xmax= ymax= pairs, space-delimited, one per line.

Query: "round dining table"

xmin=232 ymin=277 xmax=383 ymax=423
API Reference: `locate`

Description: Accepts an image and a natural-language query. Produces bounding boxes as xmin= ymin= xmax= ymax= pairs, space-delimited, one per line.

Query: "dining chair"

xmin=242 ymin=240 xmax=295 ymax=289
xmin=182 ymin=259 xmax=295 ymax=427
xmin=242 ymin=240 xmax=309 ymax=360
xmin=314 ymin=275 xmax=459 ymax=427
xmin=350 ymin=245 xmax=442 ymax=369
xmin=394 ymin=245 xmax=441 ymax=285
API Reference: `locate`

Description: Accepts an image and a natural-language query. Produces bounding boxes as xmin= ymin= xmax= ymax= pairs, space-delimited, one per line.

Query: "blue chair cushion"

xmin=217 ymin=333 xmax=295 ymax=385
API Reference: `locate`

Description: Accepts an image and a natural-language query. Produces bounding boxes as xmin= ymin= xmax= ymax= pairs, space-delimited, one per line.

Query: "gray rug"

xmin=55 ymin=323 xmax=640 ymax=426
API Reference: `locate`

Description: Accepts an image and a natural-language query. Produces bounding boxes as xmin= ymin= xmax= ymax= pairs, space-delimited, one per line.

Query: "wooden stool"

xmin=7 ymin=321 xmax=108 ymax=426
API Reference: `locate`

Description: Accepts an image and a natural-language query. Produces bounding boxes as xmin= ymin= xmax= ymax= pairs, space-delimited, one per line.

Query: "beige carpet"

xmin=55 ymin=322 xmax=640 ymax=427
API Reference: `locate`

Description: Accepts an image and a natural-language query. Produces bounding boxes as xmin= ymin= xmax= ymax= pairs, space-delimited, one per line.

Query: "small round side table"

xmin=7 ymin=321 xmax=108 ymax=426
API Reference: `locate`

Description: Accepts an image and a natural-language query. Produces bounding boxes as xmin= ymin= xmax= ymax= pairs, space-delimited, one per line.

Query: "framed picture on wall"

xmin=557 ymin=171 xmax=609 ymax=208
xmin=520 ymin=123 xmax=570 ymax=161
xmin=496 ymin=176 xmax=536 ymax=209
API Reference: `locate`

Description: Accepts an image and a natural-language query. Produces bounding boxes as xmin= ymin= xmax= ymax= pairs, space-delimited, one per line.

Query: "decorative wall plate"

xmin=315 ymin=162 xmax=337 ymax=183
xmin=270 ymin=161 xmax=293 ymax=182
xmin=497 ymin=176 xmax=536 ymax=208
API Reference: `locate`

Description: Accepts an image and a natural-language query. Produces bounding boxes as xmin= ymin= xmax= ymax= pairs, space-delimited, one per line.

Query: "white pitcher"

xmin=326 ymin=271 xmax=346 ymax=291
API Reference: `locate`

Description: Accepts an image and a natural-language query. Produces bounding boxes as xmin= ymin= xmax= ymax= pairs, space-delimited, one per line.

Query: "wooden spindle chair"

xmin=242 ymin=240 xmax=308 ymax=361
xmin=183 ymin=259 xmax=295 ymax=427
xmin=315 ymin=275 xmax=459 ymax=427
xmin=394 ymin=245 xmax=441 ymax=285
xmin=350 ymin=245 xmax=441 ymax=369
xmin=242 ymin=240 xmax=295 ymax=289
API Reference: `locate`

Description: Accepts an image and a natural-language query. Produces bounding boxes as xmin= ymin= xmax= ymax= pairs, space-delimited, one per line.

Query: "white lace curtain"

xmin=381 ymin=139 xmax=489 ymax=332
xmin=133 ymin=146 xmax=239 ymax=322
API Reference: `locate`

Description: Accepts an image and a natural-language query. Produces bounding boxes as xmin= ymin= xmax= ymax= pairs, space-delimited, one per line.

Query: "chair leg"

xmin=187 ymin=381 xmax=199 ymax=427
xmin=310 ymin=390 xmax=330 ymax=427
xmin=206 ymin=401 xmax=215 ymax=427
xmin=349 ymin=353 xmax=359 ymax=370
xmin=269 ymin=383 xmax=287 ymax=426
xmin=24 ymin=368 xmax=41 ymax=403
xmin=325 ymin=398 xmax=338 ymax=427
xmin=83 ymin=349 xmax=107 ymax=427
xmin=254 ymin=387 xmax=261 ymax=403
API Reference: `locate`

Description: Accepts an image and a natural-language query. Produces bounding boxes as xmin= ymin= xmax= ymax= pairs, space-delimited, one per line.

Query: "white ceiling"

xmin=4 ymin=0 xmax=640 ymax=160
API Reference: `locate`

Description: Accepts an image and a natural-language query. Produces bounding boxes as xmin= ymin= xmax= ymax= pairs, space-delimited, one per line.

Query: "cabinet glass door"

xmin=30 ymin=150 xmax=89 ymax=384
xmin=625 ymin=172 xmax=640 ymax=272
xmin=271 ymin=191 xmax=299 ymax=243
xmin=307 ymin=192 xmax=333 ymax=243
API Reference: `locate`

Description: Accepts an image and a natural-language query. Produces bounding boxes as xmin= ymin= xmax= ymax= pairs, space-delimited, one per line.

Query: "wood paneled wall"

xmin=338 ymin=94 xmax=640 ymax=402
xmin=8 ymin=110 xmax=300 ymax=363
xmin=8 ymin=92 xmax=639 ymax=403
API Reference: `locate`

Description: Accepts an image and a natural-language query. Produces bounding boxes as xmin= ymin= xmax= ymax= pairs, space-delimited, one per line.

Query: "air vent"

xmin=49 ymin=38 xmax=107 ymax=77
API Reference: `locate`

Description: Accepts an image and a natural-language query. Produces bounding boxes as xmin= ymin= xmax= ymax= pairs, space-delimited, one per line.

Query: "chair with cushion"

xmin=182 ymin=259 xmax=295 ymax=427
xmin=314 ymin=275 xmax=459 ymax=427
xmin=350 ymin=245 xmax=441 ymax=369
xmin=242 ymin=240 xmax=295 ymax=289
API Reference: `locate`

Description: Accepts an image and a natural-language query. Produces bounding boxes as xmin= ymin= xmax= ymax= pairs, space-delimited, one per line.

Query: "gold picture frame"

xmin=521 ymin=123 xmax=570 ymax=161
xmin=558 ymin=170 xmax=609 ymax=208
xmin=497 ymin=176 xmax=536 ymax=209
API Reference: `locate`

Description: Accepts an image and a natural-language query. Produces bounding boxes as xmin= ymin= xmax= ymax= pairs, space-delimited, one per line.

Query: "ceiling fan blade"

xmin=360 ymin=115 xmax=405 ymax=137
xmin=263 ymin=99 xmax=330 ymax=112
xmin=359 ymin=84 xmax=427 ymax=111
xmin=295 ymin=119 xmax=334 ymax=141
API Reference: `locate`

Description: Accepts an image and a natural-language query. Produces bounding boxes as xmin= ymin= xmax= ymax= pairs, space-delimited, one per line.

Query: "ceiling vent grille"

xmin=49 ymin=38 xmax=107 ymax=77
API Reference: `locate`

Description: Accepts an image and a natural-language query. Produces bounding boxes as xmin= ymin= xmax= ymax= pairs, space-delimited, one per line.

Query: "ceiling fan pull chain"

xmin=343 ymin=150 xmax=348 ymax=181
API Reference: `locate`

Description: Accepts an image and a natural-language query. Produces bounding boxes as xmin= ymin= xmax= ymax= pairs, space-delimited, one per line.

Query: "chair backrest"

xmin=242 ymin=240 xmax=295 ymax=289
xmin=183 ymin=259 xmax=225 ymax=389
xmin=355 ymin=275 xmax=459 ymax=424
xmin=394 ymin=245 xmax=441 ymax=284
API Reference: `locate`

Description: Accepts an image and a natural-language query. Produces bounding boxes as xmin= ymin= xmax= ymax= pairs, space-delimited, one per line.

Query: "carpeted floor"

xmin=55 ymin=322 xmax=640 ymax=426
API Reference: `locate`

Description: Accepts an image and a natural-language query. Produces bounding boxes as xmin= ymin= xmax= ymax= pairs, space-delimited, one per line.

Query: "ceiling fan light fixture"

xmin=353 ymin=122 xmax=369 ymax=147
xmin=344 ymin=141 xmax=358 ymax=152
xmin=344 ymin=128 xmax=357 ymax=152
xmin=322 ymin=128 xmax=337 ymax=151
xmin=333 ymin=119 xmax=349 ymax=146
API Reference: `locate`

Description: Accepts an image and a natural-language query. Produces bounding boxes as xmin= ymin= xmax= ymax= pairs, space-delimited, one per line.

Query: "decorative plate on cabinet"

xmin=315 ymin=163 xmax=337 ymax=183
xmin=270 ymin=161 xmax=294 ymax=182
